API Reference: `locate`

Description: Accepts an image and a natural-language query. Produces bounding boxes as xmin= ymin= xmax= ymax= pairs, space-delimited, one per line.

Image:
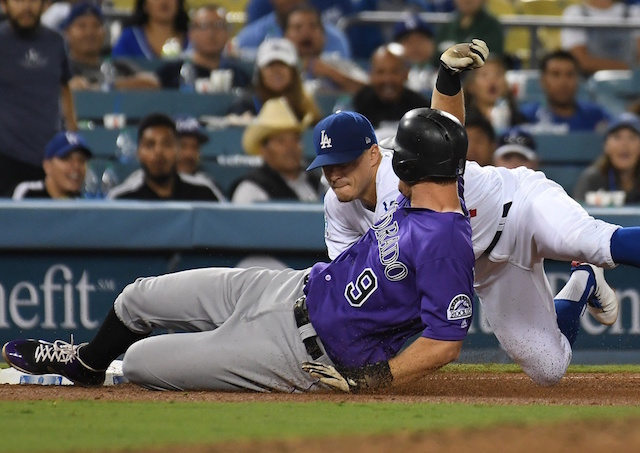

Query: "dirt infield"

xmin=3 ymin=371 xmax=640 ymax=452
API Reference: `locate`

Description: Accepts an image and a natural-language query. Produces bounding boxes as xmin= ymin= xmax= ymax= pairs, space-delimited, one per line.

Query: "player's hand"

xmin=302 ymin=360 xmax=393 ymax=393
xmin=440 ymin=39 xmax=489 ymax=74
xmin=302 ymin=361 xmax=354 ymax=392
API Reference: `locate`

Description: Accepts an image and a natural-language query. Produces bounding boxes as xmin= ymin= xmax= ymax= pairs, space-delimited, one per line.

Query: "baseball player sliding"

xmin=310 ymin=39 xmax=640 ymax=386
xmin=2 ymin=109 xmax=475 ymax=392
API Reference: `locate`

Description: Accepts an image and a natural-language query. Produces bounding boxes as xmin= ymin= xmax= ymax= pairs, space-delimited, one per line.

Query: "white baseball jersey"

xmin=324 ymin=152 xmax=621 ymax=385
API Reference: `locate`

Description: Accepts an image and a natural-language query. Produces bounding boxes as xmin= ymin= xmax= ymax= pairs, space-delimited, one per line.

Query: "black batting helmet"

xmin=380 ymin=108 xmax=468 ymax=183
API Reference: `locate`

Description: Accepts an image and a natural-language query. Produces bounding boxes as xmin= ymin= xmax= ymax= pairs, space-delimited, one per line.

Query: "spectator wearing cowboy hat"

xmin=230 ymin=97 xmax=324 ymax=203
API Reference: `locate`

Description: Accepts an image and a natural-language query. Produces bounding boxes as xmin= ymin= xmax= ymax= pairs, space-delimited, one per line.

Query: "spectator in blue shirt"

xmin=231 ymin=0 xmax=351 ymax=61
xmin=520 ymin=50 xmax=611 ymax=133
xmin=111 ymin=0 xmax=189 ymax=60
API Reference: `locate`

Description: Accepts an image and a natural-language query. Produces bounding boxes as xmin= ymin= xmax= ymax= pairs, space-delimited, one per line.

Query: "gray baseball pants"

xmin=114 ymin=266 xmax=331 ymax=392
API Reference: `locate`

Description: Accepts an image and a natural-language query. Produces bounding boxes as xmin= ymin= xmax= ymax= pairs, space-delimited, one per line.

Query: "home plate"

xmin=0 ymin=360 xmax=127 ymax=386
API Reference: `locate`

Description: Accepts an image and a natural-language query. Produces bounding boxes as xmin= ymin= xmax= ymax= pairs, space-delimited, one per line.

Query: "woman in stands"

xmin=574 ymin=113 xmax=640 ymax=205
xmin=226 ymin=38 xmax=322 ymax=125
xmin=463 ymin=56 xmax=524 ymax=135
xmin=111 ymin=0 xmax=189 ymax=60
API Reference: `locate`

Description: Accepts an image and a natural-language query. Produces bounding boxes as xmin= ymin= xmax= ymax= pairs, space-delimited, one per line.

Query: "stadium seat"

xmin=533 ymin=131 xmax=604 ymax=164
xmin=587 ymin=70 xmax=638 ymax=115
xmin=537 ymin=164 xmax=585 ymax=194
xmin=73 ymin=90 xmax=240 ymax=124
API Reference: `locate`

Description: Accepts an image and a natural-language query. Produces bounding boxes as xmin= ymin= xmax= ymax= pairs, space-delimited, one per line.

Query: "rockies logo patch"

xmin=447 ymin=294 xmax=472 ymax=320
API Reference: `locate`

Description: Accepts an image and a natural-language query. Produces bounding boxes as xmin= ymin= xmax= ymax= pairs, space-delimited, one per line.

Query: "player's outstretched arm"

xmin=387 ymin=337 xmax=462 ymax=387
xmin=431 ymin=39 xmax=489 ymax=125
xmin=302 ymin=337 xmax=462 ymax=393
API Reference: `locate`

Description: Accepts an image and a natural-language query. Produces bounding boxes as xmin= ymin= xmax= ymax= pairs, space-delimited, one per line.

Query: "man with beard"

xmin=107 ymin=113 xmax=222 ymax=201
xmin=0 ymin=0 xmax=78 ymax=196
xmin=520 ymin=50 xmax=612 ymax=133
xmin=352 ymin=43 xmax=430 ymax=130
xmin=283 ymin=4 xmax=367 ymax=94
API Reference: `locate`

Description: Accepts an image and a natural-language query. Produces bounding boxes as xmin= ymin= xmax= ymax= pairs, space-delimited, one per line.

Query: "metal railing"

xmin=336 ymin=11 xmax=640 ymax=67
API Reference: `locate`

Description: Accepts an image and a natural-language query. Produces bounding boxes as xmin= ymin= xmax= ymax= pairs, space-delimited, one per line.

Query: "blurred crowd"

xmin=2 ymin=0 xmax=640 ymax=206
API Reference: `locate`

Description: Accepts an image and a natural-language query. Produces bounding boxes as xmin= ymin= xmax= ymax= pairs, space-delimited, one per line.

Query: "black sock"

xmin=79 ymin=307 xmax=149 ymax=370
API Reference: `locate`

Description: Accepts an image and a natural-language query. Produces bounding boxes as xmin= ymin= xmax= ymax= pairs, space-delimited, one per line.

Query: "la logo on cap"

xmin=320 ymin=129 xmax=332 ymax=149
xmin=65 ymin=132 xmax=79 ymax=145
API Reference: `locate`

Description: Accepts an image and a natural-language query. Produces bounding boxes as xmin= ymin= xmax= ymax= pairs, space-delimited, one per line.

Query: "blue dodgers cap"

xmin=392 ymin=13 xmax=434 ymax=42
xmin=307 ymin=111 xmax=377 ymax=171
xmin=62 ymin=2 xmax=103 ymax=29
xmin=175 ymin=116 xmax=209 ymax=144
xmin=44 ymin=131 xmax=93 ymax=159
xmin=605 ymin=112 xmax=640 ymax=137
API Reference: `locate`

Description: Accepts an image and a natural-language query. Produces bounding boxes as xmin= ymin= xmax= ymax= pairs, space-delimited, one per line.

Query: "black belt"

xmin=483 ymin=202 xmax=512 ymax=256
xmin=293 ymin=295 xmax=324 ymax=360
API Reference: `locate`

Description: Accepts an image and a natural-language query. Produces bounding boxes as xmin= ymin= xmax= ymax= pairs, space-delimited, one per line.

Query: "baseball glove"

xmin=440 ymin=39 xmax=489 ymax=74
xmin=302 ymin=360 xmax=393 ymax=393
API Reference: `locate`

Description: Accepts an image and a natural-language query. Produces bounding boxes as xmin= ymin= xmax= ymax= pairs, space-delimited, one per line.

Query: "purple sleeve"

xmin=417 ymin=257 xmax=474 ymax=341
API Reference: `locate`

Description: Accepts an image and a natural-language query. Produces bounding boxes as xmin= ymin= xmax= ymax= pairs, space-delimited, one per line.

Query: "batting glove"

xmin=440 ymin=39 xmax=489 ymax=74
xmin=302 ymin=360 xmax=393 ymax=393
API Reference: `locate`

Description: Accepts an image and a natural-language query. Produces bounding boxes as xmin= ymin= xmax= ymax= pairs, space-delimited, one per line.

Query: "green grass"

xmin=441 ymin=363 xmax=640 ymax=373
xmin=2 ymin=401 xmax=640 ymax=453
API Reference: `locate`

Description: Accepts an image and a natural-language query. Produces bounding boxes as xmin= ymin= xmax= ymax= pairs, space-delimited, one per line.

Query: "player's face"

xmin=541 ymin=58 xmax=578 ymax=108
xmin=398 ymin=32 xmax=434 ymax=65
xmin=64 ymin=14 xmax=105 ymax=57
xmin=466 ymin=126 xmax=495 ymax=166
xmin=3 ymin=0 xmax=46 ymax=32
xmin=261 ymin=130 xmax=303 ymax=177
xmin=189 ymin=9 xmax=228 ymax=58
xmin=370 ymin=52 xmax=408 ymax=103
xmin=43 ymin=150 xmax=88 ymax=198
xmin=138 ymin=126 xmax=179 ymax=183
xmin=260 ymin=62 xmax=294 ymax=94
xmin=322 ymin=150 xmax=375 ymax=203
xmin=177 ymin=135 xmax=201 ymax=175
xmin=604 ymin=127 xmax=640 ymax=172
xmin=284 ymin=10 xmax=325 ymax=59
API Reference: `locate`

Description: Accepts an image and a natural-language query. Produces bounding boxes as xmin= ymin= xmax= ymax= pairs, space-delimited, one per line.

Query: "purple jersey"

xmin=305 ymin=196 xmax=474 ymax=368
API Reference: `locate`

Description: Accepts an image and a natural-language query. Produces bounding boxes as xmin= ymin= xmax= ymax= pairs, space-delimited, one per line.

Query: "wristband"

xmin=435 ymin=63 xmax=462 ymax=96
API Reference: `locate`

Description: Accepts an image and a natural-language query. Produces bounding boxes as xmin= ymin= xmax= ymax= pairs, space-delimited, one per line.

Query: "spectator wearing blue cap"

xmin=574 ymin=113 xmax=640 ymax=205
xmin=12 ymin=131 xmax=92 ymax=199
xmin=392 ymin=13 xmax=437 ymax=95
xmin=492 ymin=127 xmax=537 ymax=170
xmin=64 ymin=2 xmax=160 ymax=91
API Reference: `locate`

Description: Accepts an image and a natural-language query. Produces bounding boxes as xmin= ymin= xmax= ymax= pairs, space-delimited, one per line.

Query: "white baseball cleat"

xmin=572 ymin=262 xmax=619 ymax=326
